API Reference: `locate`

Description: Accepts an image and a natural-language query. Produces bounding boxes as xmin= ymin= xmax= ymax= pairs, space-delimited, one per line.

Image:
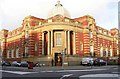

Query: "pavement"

xmin=5 ymin=65 xmax=119 ymax=72
xmin=1 ymin=65 xmax=120 ymax=79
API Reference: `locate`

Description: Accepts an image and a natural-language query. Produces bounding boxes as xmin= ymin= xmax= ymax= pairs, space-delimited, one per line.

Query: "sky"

xmin=0 ymin=0 xmax=119 ymax=31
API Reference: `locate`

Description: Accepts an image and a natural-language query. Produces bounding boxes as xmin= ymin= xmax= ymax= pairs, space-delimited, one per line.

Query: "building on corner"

xmin=0 ymin=1 xmax=120 ymax=66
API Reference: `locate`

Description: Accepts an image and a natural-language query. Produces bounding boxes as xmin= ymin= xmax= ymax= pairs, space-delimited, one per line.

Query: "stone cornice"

xmin=34 ymin=22 xmax=84 ymax=30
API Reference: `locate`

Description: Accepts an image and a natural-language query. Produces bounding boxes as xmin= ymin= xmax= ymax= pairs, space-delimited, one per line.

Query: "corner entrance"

xmin=54 ymin=53 xmax=62 ymax=66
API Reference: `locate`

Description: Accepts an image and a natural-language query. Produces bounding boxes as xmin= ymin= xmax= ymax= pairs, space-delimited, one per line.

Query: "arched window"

xmin=90 ymin=45 xmax=94 ymax=56
xmin=90 ymin=41 xmax=94 ymax=56
xmin=25 ymin=47 xmax=28 ymax=57
xmin=25 ymin=31 xmax=28 ymax=39
xmin=106 ymin=48 xmax=108 ymax=57
xmin=35 ymin=43 xmax=38 ymax=51
xmin=80 ymin=42 xmax=83 ymax=51
xmin=110 ymin=45 xmax=112 ymax=57
xmin=89 ymin=31 xmax=92 ymax=38
xmin=16 ymin=48 xmax=19 ymax=58
xmin=11 ymin=49 xmax=14 ymax=58
xmin=100 ymin=44 xmax=103 ymax=57
xmin=7 ymin=50 xmax=10 ymax=58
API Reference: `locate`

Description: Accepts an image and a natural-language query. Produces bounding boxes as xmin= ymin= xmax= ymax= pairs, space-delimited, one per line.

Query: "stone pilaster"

xmin=42 ymin=32 xmax=44 ymax=55
xmin=48 ymin=31 xmax=50 ymax=55
xmin=73 ymin=31 xmax=76 ymax=55
xmin=67 ymin=31 xmax=70 ymax=54
xmin=51 ymin=30 xmax=53 ymax=55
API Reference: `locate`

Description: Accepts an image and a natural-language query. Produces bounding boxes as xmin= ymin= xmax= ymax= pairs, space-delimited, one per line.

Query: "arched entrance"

xmin=54 ymin=53 xmax=62 ymax=66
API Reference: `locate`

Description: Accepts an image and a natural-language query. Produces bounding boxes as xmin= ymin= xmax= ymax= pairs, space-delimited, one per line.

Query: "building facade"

xmin=0 ymin=1 xmax=120 ymax=66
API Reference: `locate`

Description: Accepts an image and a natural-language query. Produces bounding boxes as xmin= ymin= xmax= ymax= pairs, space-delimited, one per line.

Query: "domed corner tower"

xmin=48 ymin=0 xmax=71 ymax=18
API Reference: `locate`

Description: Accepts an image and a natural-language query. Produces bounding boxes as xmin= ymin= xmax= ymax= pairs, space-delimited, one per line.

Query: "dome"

xmin=48 ymin=0 xmax=71 ymax=18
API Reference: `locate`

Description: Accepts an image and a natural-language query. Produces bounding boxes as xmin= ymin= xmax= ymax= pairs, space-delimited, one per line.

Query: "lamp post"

xmin=61 ymin=48 xmax=66 ymax=69
xmin=61 ymin=50 xmax=64 ymax=69
xmin=104 ymin=51 xmax=107 ymax=66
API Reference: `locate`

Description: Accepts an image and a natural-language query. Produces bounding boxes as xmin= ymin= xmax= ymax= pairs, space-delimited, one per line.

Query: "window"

xmin=11 ymin=49 xmax=14 ymax=58
xmin=100 ymin=47 xmax=103 ymax=57
xmin=108 ymin=33 xmax=111 ymax=36
xmin=16 ymin=48 xmax=19 ymax=58
xmin=89 ymin=31 xmax=92 ymax=38
xmin=90 ymin=45 xmax=93 ymax=56
xmin=35 ymin=43 xmax=38 ymax=51
xmin=110 ymin=49 xmax=112 ymax=57
xmin=99 ymin=30 xmax=102 ymax=33
xmin=25 ymin=31 xmax=28 ymax=39
xmin=100 ymin=44 xmax=103 ymax=57
xmin=56 ymin=33 xmax=62 ymax=46
xmin=25 ymin=47 xmax=28 ymax=56
xmin=105 ymin=48 xmax=108 ymax=57
xmin=7 ymin=50 xmax=10 ymax=58
xmin=104 ymin=31 xmax=107 ymax=35
xmin=117 ymin=49 xmax=119 ymax=55
xmin=48 ymin=19 xmax=52 ymax=22
xmin=116 ymin=40 xmax=118 ymax=44
xmin=80 ymin=42 xmax=83 ymax=51
xmin=65 ymin=19 xmax=69 ymax=22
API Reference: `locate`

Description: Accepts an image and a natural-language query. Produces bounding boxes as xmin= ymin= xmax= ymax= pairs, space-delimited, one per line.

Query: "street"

xmin=1 ymin=65 xmax=120 ymax=79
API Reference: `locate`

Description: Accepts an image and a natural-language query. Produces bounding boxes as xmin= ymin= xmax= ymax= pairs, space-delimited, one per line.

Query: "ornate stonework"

xmin=0 ymin=1 xmax=120 ymax=66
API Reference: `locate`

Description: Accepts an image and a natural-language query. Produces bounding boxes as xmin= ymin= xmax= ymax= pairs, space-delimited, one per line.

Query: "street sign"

xmin=61 ymin=52 xmax=64 ymax=56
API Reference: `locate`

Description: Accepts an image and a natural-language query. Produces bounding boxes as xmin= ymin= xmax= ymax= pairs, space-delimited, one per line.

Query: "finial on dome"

xmin=57 ymin=0 xmax=60 ymax=4
xmin=55 ymin=0 xmax=62 ymax=6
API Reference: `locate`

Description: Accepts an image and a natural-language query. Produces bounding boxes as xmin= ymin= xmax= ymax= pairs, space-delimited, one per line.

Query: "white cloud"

xmin=0 ymin=0 xmax=119 ymax=31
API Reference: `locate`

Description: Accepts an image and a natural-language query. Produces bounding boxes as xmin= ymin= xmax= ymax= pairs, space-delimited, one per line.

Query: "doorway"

xmin=54 ymin=53 xmax=62 ymax=66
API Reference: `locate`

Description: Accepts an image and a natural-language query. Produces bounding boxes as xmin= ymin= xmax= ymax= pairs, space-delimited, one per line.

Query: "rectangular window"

xmin=56 ymin=33 xmax=62 ymax=46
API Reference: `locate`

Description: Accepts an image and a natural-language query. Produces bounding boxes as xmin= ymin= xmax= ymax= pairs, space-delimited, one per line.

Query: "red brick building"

xmin=0 ymin=1 xmax=120 ymax=66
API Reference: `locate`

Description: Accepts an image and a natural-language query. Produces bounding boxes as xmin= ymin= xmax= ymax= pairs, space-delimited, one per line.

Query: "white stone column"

xmin=73 ymin=32 xmax=76 ymax=55
xmin=48 ymin=31 xmax=50 ymax=55
xmin=65 ymin=31 xmax=67 ymax=49
xmin=68 ymin=31 xmax=70 ymax=54
xmin=110 ymin=49 xmax=112 ymax=57
xmin=51 ymin=30 xmax=53 ymax=54
xmin=42 ymin=32 xmax=44 ymax=55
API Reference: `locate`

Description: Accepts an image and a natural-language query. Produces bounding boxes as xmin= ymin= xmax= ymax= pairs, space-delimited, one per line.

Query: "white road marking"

xmin=40 ymin=68 xmax=106 ymax=73
xmin=0 ymin=70 xmax=38 ymax=75
xmin=113 ymin=68 xmax=118 ymax=69
xmin=56 ymin=69 xmax=106 ymax=72
xmin=41 ymin=71 xmax=54 ymax=72
xmin=112 ymin=72 xmax=120 ymax=74
xmin=79 ymin=74 xmax=119 ymax=78
xmin=60 ymin=74 xmax=73 ymax=79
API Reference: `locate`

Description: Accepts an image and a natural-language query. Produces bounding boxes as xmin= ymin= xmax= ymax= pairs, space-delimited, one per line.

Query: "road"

xmin=1 ymin=65 xmax=120 ymax=79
